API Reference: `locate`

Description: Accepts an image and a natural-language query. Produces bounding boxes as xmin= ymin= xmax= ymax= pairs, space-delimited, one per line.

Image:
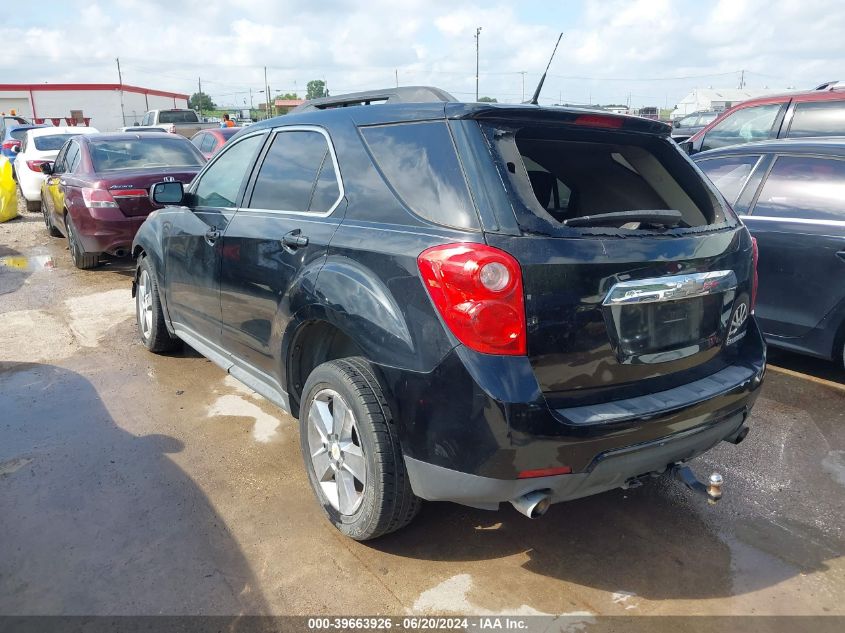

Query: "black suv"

xmin=133 ymin=87 xmax=766 ymax=540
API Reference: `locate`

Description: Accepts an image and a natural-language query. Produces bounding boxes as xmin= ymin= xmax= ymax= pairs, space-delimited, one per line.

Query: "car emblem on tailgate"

xmin=727 ymin=301 xmax=749 ymax=345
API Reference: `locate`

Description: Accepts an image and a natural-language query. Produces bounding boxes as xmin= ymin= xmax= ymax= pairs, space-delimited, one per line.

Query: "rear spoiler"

xmin=446 ymin=103 xmax=671 ymax=136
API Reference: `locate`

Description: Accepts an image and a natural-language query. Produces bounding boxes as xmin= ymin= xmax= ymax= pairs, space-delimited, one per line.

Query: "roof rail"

xmin=291 ymin=86 xmax=457 ymax=113
xmin=814 ymin=80 xmax=841 ymax=91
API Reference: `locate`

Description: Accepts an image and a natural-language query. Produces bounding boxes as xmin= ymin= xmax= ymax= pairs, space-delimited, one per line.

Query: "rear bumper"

xmin=71 ymin=207 xmax=147 ymax=255
xmin=385 ymin=318 xmax=766 ymax=509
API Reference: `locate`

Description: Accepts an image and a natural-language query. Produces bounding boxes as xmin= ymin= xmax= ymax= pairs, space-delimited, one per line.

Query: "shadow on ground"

xmin=0 ymin=362 xmax=269 ymax=616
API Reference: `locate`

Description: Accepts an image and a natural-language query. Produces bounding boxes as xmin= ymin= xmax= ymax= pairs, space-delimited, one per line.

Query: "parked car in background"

xmin=132 ymin=86 xmax=765 ymax=540
xmin=684 ymin=82 xmax=845 ymax=154
xmin=695 ymin=139 xmax=845 ymax=366
xmin=138 ymin=109 xmax=217 ymax=138
xmin=190 ymin=127 xmax=240 ymax=159
xmin=671 ymin=110 xmax=718 ymax=142
xmin=13 ymin=126 xmax=100 ymax=211
xmin=40 ymin=132 xmax=205 ymax=269
xmin=2 ymin=122 xmax=47 ymax=163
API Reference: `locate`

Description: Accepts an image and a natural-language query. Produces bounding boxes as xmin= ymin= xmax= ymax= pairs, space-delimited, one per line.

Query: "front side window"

xmin=752 ymin=155 xmax=845 ymax=221
xmin=52 ymin=143 xmax=69 ymax=173
xmin=701 ymin=104 xmax=783 ymax=152
xmin=361 ymin=121 xmax=479 ymax=230
xmin=696 ymin=155 xmax=761 ymax=207
xmin=248 ymin=130 xmax=340 ymax=213
xmin=193 ymin=133 xmax=264 ymax=208
xmin=787 ymin=100 xmax=845 ymax=138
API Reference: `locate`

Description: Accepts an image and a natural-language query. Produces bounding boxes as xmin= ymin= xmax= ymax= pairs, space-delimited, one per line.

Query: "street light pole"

xmin=475 ymin=26 xmax=482 ymax=102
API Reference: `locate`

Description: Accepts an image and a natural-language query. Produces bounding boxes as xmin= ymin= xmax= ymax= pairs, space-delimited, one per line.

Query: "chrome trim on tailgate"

xmin=603 ymin=270 xmax=736 ymax=305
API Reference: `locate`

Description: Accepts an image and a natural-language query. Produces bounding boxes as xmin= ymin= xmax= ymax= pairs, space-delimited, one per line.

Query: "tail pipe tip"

xmin=511 ymin=490 xmax=552 ymax=519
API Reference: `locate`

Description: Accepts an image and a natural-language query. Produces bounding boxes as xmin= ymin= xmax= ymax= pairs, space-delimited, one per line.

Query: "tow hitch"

xmin=671 ymin=464 xmax=723 ymax=504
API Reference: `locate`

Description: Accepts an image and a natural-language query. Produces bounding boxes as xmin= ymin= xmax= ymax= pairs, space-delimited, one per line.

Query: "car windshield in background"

xmin=34 ymin=134 xmax=77 ymax=151
xmin=90 ymin=138 xmax=204 ymax=172
xmin=157 ymin=111 xmax=199 ymax=124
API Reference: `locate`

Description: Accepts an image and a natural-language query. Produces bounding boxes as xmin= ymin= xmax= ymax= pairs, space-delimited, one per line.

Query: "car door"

xmin=164 ymin=131 xmax=267 ymax=345
xmin=219 ymin=126 xmax=345 ymax=379
xmin=43 ymin=142 xmax=75 ymax=232
xmin=742 ymin=154 xmax=845 ymax=339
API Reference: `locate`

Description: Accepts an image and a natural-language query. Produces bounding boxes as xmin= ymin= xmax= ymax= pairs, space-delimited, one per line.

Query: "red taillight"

xmin=110 ymin=188 xmax=148 ymax=198
xmin=417 ymin=243 xmax=526 ymax=355
xmin=750 ymin=236 xmax=759 ymax=312
xmin=81 ymin=187 xmax=119 ymax=208
xmin=2 ymin=140 xmax=21 ymax=151
xmin=518 ymin=466 xmax=572 ymax=479
xmin=26 ymin=160 xmax=49 ymax=172
xmin=573 ymin=114 xmax=624 ymax=129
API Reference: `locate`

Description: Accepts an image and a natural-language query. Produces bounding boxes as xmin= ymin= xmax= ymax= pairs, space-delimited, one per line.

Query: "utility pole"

xmin=197 ymin=77 xmax=202 ymax=118
xmin=264 ymin=66 xmax=270 ymax=119
xmin=395 ymin=69 xmax=399 ymax=88
xmin=116 ymin=57 xmax=126 ymax=127
xmin=475 ymin=26 xmax=482 ymax=101
xmin=739 ymin=69 xmax=746 ymax=89
xmin=520 ymin=71 xmax=526 ymax=102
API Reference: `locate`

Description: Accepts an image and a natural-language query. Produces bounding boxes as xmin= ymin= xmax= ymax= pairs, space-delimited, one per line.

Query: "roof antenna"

xmin=527 ymin=33 xmax=563 ymax=105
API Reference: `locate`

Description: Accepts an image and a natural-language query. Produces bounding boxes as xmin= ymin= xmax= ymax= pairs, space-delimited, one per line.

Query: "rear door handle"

xmin=837 ymin=250 xmax=845 ymax=262
xmin=281 ymin=230 xmax=309 ymax=250
xmin=205 ymin=228 xmax=221 ymax=246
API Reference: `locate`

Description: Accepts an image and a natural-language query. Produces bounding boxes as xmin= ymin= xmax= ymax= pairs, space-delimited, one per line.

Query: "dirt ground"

xmin=1 ymin=197 xmax=843 ymax=619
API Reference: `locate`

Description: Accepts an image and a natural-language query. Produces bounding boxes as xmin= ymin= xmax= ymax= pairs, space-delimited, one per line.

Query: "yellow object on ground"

xmin=0 ymin=156 xmax=19 ymax=223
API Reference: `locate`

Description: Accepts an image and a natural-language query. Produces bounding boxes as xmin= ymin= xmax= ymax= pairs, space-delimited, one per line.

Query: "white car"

xmin=13 ymin=126 xmax=99 ymax=211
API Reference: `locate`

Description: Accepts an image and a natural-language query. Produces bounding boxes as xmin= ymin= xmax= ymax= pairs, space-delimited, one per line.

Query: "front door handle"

xmin=837 ymin=250 xmax=845 ymax=262
xmin=281 ymin=229 xmax=309 ymax=250
xmin=205 ymin=228 xmax=221 ymax=246
xmin=59 ymin=180 xmax=67 ymax=186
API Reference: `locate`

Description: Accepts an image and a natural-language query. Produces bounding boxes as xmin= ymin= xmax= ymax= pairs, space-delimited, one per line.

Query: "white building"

xmin=671 ymin=88 xmax=788 ymax=120
xmin=0 ymin=83 xmax=189 ymax=132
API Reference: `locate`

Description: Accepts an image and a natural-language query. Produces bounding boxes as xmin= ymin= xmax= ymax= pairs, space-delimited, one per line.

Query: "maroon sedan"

xmin=40 ymin=133 xmax=205 ymax=269
xmin=190 ymin=127 xmax=240 ymax=159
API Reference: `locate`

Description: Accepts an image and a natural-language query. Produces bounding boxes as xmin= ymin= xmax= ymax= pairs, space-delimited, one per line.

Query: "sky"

xmin=3 ymin=0 xmax=844 ymax=109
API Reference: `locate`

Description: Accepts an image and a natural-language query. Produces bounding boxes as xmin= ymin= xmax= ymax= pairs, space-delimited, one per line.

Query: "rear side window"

xmin=701 ymin=104 xmax=783 ymax=152
xmin=752 ymin=155 xmax=845 ymax=221
xmin=200 ymin=135 xmax=217 ymax=153
xmin=696 ymin=155 xmax=761 ymax=207
xmin=361 ymin=121 xmax=479 ymax=230
xmin=66 ymin=143 xmax=82 ymax=173
xmin=34 ymin=134 xmax=76 ymax=151
xmin=248 ymin=130 xmax=341 ymax=213
xmin=787 ymin=101 xmax=845 ymax=138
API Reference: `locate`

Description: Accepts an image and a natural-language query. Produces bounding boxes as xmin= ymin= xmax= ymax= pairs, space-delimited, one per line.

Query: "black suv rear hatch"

xmin=452 ymin=107 xmax=754 ymax=408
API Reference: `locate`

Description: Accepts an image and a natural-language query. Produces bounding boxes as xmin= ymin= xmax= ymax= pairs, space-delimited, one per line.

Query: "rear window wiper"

xmin=563 ymin=210 xmax=689 ymax=228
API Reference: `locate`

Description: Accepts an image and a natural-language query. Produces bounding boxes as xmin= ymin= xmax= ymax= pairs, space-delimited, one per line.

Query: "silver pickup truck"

xmin=138 ymin=109 xmax=217 ymax=137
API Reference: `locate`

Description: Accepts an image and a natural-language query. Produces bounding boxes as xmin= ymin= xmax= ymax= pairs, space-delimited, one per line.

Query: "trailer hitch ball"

xmin=707 ymin=472 xmax=723 ymax=504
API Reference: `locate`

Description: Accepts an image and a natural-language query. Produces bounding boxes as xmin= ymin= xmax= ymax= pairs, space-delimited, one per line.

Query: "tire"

xmin=17 ymin=183 xmax=39 ymax=212
xmin=41 ymin=199 xmax=62 ymax=237
xmin=66 ymin=213 xmax=100 ymax=269
xmin=136 ymin=256 xmax=181 ymax=353
xmin=299 ymin=357 xmax=421 ymax=540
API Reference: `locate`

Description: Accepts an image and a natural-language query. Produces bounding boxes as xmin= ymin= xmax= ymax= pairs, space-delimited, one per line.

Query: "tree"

xmin=306 ymin=80 xmax=327 ymax=100
xmin=189 ymin=92 xmax=215 ymax=111
xmin=274 ymin=92 xmax=299 ymax=101
xmin=478 ymin=96 xmax=498 ymax=103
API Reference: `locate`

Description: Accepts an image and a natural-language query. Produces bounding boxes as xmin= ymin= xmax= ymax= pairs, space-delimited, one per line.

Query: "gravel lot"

xmin=1 ymin=196 xmax=843 ymax=618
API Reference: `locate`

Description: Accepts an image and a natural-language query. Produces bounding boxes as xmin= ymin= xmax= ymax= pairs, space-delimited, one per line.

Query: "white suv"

xmin=14 ymin=126 xmax=99 ymax=211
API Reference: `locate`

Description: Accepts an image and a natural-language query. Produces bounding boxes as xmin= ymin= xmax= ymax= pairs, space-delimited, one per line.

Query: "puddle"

xmin=208 ymin=377 xmax=285 ymax=443
xmin=0 ymin=254 xmax=55 ymax=271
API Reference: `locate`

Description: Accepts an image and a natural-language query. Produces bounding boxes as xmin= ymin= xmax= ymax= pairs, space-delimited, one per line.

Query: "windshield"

xmin=90 ymin=138 xmax=204 ymax=172
xmin=34 ymin=134 xmax=78 ymax=151
xmin=158 ymin=110 xmax=200 ymax=124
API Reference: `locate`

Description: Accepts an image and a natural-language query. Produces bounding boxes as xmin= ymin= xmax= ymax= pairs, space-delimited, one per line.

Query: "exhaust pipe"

xmin=723 ymin=425 xmax=749 ymax=445
xmin=511 ymin=490 xmax=552 ymax=518
xmin=113 ymin=248 xmax=128 ymax=258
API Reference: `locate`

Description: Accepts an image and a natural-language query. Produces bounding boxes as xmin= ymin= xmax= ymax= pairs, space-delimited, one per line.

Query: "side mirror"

xmin=11 ymin=145 xmax=21 ymax=154
xmin=150 ymin=181 xmax=185 ymax=205
xmin=39 ymin=162 xmax=54 ymax=175
xmin=679 ymin=140 xmax=693 ymax=155
xmin=673 ymin=120 xmax=681 ymax=128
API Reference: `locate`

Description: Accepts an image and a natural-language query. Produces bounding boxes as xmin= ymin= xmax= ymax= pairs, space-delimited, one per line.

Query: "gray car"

xmin=672 ymin=110 xmax=718 ymax=142
xmin=695 ymin=139 xmax=845 ymax=366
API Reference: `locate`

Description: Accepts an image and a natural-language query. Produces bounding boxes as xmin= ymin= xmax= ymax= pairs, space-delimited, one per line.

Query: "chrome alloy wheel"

xmin=137 ymin=268 xmax=153 ymax=340
xmin=307 ymin=388 xmax=367 ymax=515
